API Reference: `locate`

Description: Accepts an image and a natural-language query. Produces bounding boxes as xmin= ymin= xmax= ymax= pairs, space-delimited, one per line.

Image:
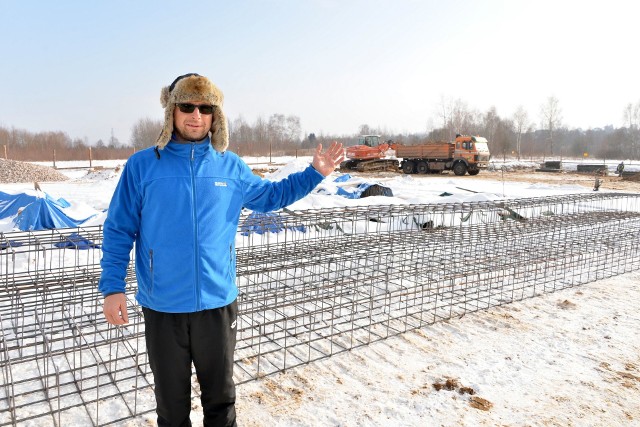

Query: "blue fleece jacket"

xmin=98 ymin=138 xmax=324 ymax=313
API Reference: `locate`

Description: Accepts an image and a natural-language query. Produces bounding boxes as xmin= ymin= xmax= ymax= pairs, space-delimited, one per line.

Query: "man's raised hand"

xmin=312 ymin=141 xmax=345 ymax=177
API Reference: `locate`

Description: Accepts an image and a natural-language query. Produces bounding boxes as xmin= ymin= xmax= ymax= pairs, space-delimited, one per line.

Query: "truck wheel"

xmin=402 ymin=161 xmax=416 ymax=174
xmin=468 ymin=168 xmax=480 ymax=176
xmin=453 ymin=162 xmax=467 ymax=176
xmin=417 ymin=161 xmax=428 ymax=174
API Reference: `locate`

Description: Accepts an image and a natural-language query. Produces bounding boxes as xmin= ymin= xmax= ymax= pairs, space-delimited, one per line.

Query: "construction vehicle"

xmin=339 ymin=135 xmax=399 ymax=172
xmin=396 ymin=135 xmax=491 ymax=176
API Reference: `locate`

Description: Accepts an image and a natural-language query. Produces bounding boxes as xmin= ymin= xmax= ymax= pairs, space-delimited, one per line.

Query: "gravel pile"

xmin=0 ymin=159 xmax=69 ymax=183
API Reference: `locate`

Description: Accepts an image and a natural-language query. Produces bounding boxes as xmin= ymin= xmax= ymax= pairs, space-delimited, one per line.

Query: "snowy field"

xmin=3 ymin=156 xmax=628 ymax=233
xmin=1 ymin=157 xmax=639 ymax=426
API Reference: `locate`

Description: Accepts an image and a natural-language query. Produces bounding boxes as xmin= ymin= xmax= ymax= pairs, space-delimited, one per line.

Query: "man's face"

xmin=173 ymin=101 xmax=214 ymax=142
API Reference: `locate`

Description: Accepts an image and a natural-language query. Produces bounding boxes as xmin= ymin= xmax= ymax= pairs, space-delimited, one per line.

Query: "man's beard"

xmin=174 ymin=127 xmax=209 ymax=142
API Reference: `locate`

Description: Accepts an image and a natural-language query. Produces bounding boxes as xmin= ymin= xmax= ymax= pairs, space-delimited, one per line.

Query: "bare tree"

xmin=482 ymin=106 xmax=500 ymax=145
xmin=513 ymin=106 xmax=529 ymax=160
xmin=262 ymin=113 xmax=301 ymax=154
xmin=540 ymin=96 xmax=562 ymax=157
xmin=623 ymin=101 xmax=640 ymax=159
xmin=494 ymin=117 xmax=514 ymax=161
xmin=450 ymin=99 xmax=475 ymax=137
xmin=267 ymin=114 xmax=288 ymax=150
xmin=358 ymin=124 xmax=373 ymax=136
xmin=230 ymin=116 xmax=255 ymax=154
xmin=285 ymin=115 xmax=301 ymax=144
xmin=254 ymin=116 xmax=268 ymax=154
xmin=436 ymin=95 xmax=452 ymax=140
xmin=130 ymin=118 xmax=163 ymax=150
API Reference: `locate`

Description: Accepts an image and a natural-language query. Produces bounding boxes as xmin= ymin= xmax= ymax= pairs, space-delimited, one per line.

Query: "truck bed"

xmin=395 ymin=142 xmax=453 ymax=159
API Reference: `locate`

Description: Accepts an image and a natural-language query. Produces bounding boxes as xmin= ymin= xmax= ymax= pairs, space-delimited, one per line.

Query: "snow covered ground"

xmin=1 ymin=157 xmax=609 ymax=233
xmin=236 ymin=271 xmax=640 ymax=427
xmin=1 ymin=157 xmax=639 ymax=426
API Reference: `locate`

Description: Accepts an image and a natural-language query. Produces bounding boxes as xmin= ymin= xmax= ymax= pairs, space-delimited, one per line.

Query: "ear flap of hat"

xmin=160 ymin=86 xmax=171 ymax=108
xmin=211 ymin=106 xmax=229 ymax=152
xmin=155 ymin=96 xmax=174 ymax=149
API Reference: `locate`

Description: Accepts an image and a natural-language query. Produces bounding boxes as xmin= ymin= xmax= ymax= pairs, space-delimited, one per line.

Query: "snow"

xmin=1 ymin=157 xmax=639 ymax=426
xmin=237 ymin=272 xmax=640 ymax=426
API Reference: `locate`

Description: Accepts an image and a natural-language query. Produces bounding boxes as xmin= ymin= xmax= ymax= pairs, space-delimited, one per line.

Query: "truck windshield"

xmin=475 ymin=142 xmax=489 ymax=152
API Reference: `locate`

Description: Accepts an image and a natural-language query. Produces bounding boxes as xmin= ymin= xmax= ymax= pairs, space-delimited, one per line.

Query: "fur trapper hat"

xmin=155 ymin=73 xmax=228 ymax=152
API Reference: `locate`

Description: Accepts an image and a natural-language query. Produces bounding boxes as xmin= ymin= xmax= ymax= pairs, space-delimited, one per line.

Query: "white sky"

xmin=1 ymin=1 xmax=639 ymax=144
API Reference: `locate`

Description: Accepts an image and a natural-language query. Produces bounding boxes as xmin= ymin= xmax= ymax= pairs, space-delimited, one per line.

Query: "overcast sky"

xmin=1 ymin=0 xmax=638 ymax=144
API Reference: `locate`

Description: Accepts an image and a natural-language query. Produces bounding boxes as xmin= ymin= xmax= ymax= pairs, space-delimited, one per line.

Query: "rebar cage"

xmin=1 ymin=192 xmax=640 ymax=426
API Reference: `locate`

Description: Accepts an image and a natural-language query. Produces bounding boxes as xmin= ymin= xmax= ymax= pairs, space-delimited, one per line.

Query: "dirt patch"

xmin=557 ymin=299 xmax=577 ymax=310
xmin=251 ymin=168 xmax=269 ymax=177
xmin=433 ymin=377 xmax=460 ymax=391
xmin=432 ymin=377 xmax=493 ymax=411
xmin=473 ymin=170 xmax=640 ymax=192
xmin=354 ymin=169 xmax=640 ymax=192
xmin=247 ymin=376 xmax=308 ymax=409
xmin=622 ymin=172 xmax=640 ymax=182
xmin=458 ymin=386 xmax=475 ymax=395
xmin=469 ymin=396 xmax=494 ymax=411
xmin=596 ymin=360 xmax=640 ymax=390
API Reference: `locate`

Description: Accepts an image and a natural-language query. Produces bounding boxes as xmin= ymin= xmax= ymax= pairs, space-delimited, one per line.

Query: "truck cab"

xmin=454 ymin=135 xmax=491 ymax=174
xmin=469 ymin=136 xmax=491 ymax=168
xmin=358 ymin=135 xmax=382 ymax=147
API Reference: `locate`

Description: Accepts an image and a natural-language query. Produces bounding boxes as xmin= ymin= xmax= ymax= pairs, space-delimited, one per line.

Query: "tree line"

xmin=0 ymin=127 xmax=133 ymax=162
xmin=2 ymin=97 xmax=639 ymax=162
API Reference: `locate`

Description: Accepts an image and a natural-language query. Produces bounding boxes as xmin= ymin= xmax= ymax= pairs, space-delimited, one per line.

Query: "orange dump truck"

xmin=396 ymin=135 xmax=491 ymax=176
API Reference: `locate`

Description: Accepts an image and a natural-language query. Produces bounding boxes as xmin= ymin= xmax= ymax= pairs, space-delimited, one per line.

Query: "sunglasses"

xmin=176 ymin=103 xmax=215 ymax=115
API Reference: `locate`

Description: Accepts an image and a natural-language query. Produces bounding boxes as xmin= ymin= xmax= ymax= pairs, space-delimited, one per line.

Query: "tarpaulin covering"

xmin=336 ymin=183 xmax=394 ymax=199
xmin=239 ymin=211 xmax=306 ymax=236
xmin=336 ymin=183 xmax=374 ymax=199
xmin=0 ymin=191 xmax=92 ymax=231
xmin=53 ymin=232 xmax=101 ymax=249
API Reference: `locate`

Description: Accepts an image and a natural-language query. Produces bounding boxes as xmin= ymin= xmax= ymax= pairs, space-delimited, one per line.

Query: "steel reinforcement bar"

xmin=1 ymin=192 xmax=639 ymax=425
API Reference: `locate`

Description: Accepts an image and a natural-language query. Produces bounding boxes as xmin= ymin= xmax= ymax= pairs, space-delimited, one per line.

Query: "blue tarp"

xmin=336 ymin=183 xmax=375 ymax=199
xmin=333 ymin=175 xmax=394 ymax=199
xmin=333 ymin=174 xmax=352 ymax=183
xmin=0 ymin=240 xmax=23 ymax=251
xmin=0 ymin=191 xmax=92 ymax=231
xmin=53 ymin=232 xmax=101 ymax=249
xmin=239 ymin=212 xmax=306 ymax=236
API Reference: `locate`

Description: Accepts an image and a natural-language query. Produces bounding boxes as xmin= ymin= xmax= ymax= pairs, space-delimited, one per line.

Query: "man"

xmin=98 ymin=73 xmax=344 ymax=427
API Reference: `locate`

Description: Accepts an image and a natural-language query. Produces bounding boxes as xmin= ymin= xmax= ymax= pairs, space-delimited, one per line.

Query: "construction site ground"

xmin=349 ymin=169 xmax=640 ymax=193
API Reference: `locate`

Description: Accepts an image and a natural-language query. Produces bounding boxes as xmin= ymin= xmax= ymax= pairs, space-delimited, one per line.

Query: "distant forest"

xmin=2 ymin=97 xmax=639 ymax=162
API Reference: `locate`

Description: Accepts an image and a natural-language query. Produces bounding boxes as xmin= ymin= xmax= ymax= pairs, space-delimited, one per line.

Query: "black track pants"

xmin=142 ymin=301 xmax=238 ymax=427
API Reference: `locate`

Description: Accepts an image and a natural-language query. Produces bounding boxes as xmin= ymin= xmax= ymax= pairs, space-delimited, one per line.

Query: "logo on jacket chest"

xmin=214 ymin=181 xmax=227 ymax=187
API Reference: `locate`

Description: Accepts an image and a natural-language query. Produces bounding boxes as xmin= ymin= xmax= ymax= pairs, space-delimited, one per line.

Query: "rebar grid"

xmin=1 ymin=193 xmax=639 ymax=425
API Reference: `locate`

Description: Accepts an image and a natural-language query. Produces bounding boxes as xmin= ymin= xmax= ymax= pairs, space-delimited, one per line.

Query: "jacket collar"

xmin=164 ymin=135 xmax=213 ymax=158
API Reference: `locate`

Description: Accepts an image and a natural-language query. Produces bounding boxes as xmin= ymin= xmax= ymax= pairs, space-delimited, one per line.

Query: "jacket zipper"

xmin=149 ymin=249 xmax=154 ymax=295
xmin=190 ymin=144 xmax=201 ymax=310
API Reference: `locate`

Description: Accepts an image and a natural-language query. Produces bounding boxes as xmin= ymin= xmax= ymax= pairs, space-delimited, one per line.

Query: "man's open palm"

xmin=312 ymin=142 xmax=345 ymax=177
